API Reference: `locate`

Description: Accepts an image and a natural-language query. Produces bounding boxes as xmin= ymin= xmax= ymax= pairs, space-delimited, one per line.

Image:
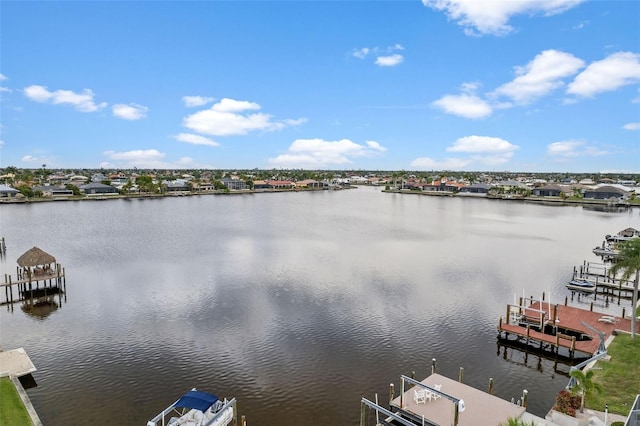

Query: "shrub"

xmin=553 ymin=390 xmax=581 ymax=416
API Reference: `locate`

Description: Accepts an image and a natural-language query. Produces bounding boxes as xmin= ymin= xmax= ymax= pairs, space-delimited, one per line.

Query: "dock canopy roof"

xmin=175 ymin=390 xmax=219 ymax=412
xmin=17 ymin=247 xmax=56 ymax=267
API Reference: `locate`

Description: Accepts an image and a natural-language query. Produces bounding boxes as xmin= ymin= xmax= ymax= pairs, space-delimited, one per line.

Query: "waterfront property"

xmin=0 ymin=184 xmax=21 ymax=199
xmin=1 ymin=186 xmax=637 ymax=425
xmin=361 ymin=372 xmax=537 ymax=426
xmin=79 ymin=182 xmax=118 ymax=195
xmin=571 ymin=261 xmax=637 ymax=301
xmin=0 ymin=348 xmax=42 ymax=425
xmin=498 ymin=298 xmax=633 ymax=358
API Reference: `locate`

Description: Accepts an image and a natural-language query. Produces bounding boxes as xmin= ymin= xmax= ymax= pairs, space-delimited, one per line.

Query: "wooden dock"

xmin=498 ymin=300 xmax=633 ymax=356
xmin=2 ymin=266 xmax=66 ymax=304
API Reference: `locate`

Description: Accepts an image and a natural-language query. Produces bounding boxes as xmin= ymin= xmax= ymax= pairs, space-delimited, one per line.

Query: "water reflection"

xmin=0 ymin=189 xmax=636 ymax=425
xmin=21 ymin=292 xmax=63 ymax=320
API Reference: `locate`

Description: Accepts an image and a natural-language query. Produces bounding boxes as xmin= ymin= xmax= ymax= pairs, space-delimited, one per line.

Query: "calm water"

xmin=0 ymin=187 xmax=637 ymax=425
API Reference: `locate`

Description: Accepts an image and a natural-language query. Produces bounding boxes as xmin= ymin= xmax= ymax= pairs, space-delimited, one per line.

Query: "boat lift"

xmin=566 ymin=321 xmax=607 ymax=390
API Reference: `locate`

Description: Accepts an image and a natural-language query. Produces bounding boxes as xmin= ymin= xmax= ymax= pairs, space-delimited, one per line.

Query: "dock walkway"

xmin=498 ymin=301 xmax=632 ymax=356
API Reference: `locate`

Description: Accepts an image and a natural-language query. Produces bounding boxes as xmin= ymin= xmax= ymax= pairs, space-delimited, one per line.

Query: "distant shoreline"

xmin=1 ymin=185 xmax=637 ymax=209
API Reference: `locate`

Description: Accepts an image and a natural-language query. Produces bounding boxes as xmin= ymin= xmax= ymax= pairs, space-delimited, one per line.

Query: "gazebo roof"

xmin=17 ymin=247 xmax=56 ymax=267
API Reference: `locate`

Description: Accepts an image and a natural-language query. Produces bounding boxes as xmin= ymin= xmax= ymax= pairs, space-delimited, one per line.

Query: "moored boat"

xmin=566 ymin=279 xmax=596 ymax=293
xmin=147 ymin=389 xmax=236 ymax=426
xmin=592 ymin=245 xmax=619 ymax=258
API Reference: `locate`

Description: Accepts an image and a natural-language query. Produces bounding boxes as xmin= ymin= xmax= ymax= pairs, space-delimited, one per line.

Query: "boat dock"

xmin=360 ymin=371 xmax=544 ymax=426
xmin=570 ymin=261 xmax=637 ymax=301
xmin=498 ymin=298 xmax=633 ymax=357
xmin=2 ymin=266 xmax=66 ymax=304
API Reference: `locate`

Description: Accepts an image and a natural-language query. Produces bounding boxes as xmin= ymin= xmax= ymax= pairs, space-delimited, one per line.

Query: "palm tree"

xmin=610 ymin=238 xmax=640 ymax=338
xmin=569 ymin=369 xmax=601 ymax=413
xmin=499 ymin=418 xmax=535 ymax=426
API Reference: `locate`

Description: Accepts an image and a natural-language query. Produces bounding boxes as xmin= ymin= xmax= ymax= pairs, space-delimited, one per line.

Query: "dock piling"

xmin=458 ymin=367 xmax=464 ymax=383
xmin=431 ymin=358 xmax=436 ymax=375
xmin=522 ymin=390 xmax=528 ymax=408
xmin=489 ymin=378 xmax=494 ymax=395
xmin=388 ymin=383 xmax=394 ymax=405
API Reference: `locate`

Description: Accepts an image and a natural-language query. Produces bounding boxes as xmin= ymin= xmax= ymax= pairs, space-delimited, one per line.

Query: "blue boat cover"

xmin=175 ymin=390 xmax=219 ymax=412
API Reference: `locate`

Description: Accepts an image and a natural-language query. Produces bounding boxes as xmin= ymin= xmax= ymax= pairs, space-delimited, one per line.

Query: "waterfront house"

xmin=32 ymin=186 xmax=74 ymax=197
xmin=220 ymin=177 xmax=248 ymax=191
xmin=494 ymin=179 xmax=527 ymax=190
xmin=163 ymin=179 xmax=191 ymax=192
xmin=531 ymin=184 xmax=564 ymax=197
xmin=458 ymin=183 xmax=492 ymax=196
xmin=47 ymin=174 xmax=69 ymax=185
xmin=69 ymin=175 xmax=89 ymax=185
xmin=272 ymin=180 xmax=295 ymax=189
xmin=421 ymin=179 xmax=465 ymax=192
xmin=192 ymin=182 xmax=216 ymax=192
xmin=296 ymin=179 xmax=324 ymax=189
xmin=583 ymin=185 xmax=629 ymax=200
xmin=0 ymin=184 xmax=20 ymax=198
xmin=252 ymin=180 xmax=270 ymax=190
xmin=79 ymin=182 xmax=118 ymax=195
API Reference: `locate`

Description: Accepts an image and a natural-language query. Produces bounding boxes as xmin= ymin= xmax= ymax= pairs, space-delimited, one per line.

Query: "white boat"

xmin=147 ymin=389 xmax=236 ymax=426
xmin=605 ymin=227 xmax=640 ymax=243
xmin=566 ymin=279 xmax=596 ymax=293
xmin=592 ymin=245 xmax=619 ymax=258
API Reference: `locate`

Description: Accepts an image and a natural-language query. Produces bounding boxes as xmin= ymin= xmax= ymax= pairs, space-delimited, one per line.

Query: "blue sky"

xmin=1 ymin=0 xmax=639 ymax=172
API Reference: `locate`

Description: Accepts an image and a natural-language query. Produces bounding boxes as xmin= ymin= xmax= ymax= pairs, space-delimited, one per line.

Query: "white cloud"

xmin=182 ymin=96 xmax=215 ymax=107
xmin=410 ymin=157 xmax=472 ymax=170
xmin=365 ymin=140 xmax=387 ymax=152
xmin=112 ymin=103 xmax=148 ymax=120
xmin=353 ymin=44 xmax=405 ymax=67
xmin=23 ymin=85 xmax=107 ymax=112
xmin=268 ymin=138 xmax=387 ymax=168
xmin=353 ymin=48 xmax=370 ymax=59
xmin=422 ymin=0 xmax=583 ymax=36
xmin=623 ymin=123 xmax=640 ymax=131
xmin=104 ymin=149 xmax=165 ymax=162
xmin=0 ymin=74 xmax=9 ymax=93
xmin=0 ymin=140 xmax=4 ymax=147
xmin=447 ymin=135 xmax=518 ymax=154
xmin=491 ymin=50 xmax=585 ymax=104
xmin=546 ymin=140 xmax=608 ymax=159
xmin=183 ymin=97 xmax=305 ymax=137
xmin=572 ymin=20 xmax=589 ymax=30
xmin=174 ymin=133 xmax=220 ymax=147
xmin=432 ymin=93 xmax=493 ymax=119
xmin=566 ymin=52 xmax=640 ymax=98
xmin=21 ymin=154 xmax=50 ymax=163
xmin=375 ymin=54 xmax=404 ymax=67
xmin=411 ymin=135 xmax=519 ymax=170
xmin=101 ymin=149 xmax=210 ymax=169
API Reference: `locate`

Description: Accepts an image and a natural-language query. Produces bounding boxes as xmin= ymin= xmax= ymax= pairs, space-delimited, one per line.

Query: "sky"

xmin=1 ymin=0 xmax=639 ymax=173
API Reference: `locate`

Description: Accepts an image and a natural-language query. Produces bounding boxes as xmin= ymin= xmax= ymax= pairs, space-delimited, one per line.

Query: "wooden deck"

xmin=391 ymin=373 xmax=525 ymax=426
xmin=499 ymin=301 xmax=633 ymax=355
xmin=2 ymin=268 xmax=66 ymax=304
